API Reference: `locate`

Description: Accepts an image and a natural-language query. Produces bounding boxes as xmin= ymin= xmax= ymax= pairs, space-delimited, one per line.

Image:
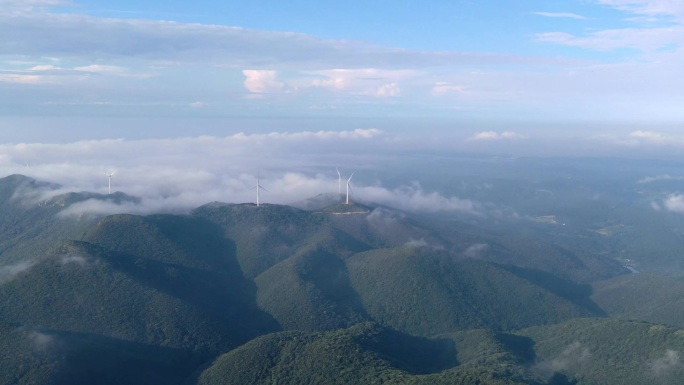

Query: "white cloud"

xmin=0 ymin=10 xmax=539 ymax=71
xmin=594 ymin=130 xmax=684 ymax=150
xmin=432 ymin=82 xmax=465 ymax=95
xmin=0 ymin=129 xmax=490 ymax=217
xmin=638 ymin=174 xmax=684 ymax=183
xmin=59 ymin=254 xmax=91 ymax=266
xmin=0 ymin=261 xmax=35 ymax=284
xmin=0 ymin=74 xmax=42 ymax=84
xmin=650 ymin=349 xmax=681 ymax=376
xmin=360 ymin=182 xmax=479 ymax=214
xmin=366 ymin=207 xmax=403 ymax=225
xmin=74 ymin=65 xmax=126 ymax=74
xmin=621 ymin=130 xmax=684 ymax=147
xmin=242 ymin=70 xmax=286 ymax=94
xmin=597 ymin=0 xmax=684 ymax=21
xmin=405 ymin=238 xmax=430 ymax=248
xmin=0 ymin=130 xmax=484 ymax=217
xmin=375 ymin=83 xmax=401 ymax=97
xmin=306 ymin=69 xmax=417 ymax=97
xmin=536 ymin=27 xmax=684 ymax=51
xmin=0 ymin=0 xmax=70 ymax=12
xmin=532 ymin=12 xmax=588 ymax=19
xmin=26 ymin=330 xmax=57 ymax=352
xmin=537 ymin=1 xmax=684 ymax=52
xmin=535 ymin=341 xmax=590 ymax=379
xmin=464 ymin=243 xmax=489 ymax=258
xmin=630 ymin=130 xmax=668 ymax=142
xmin=469 ymin=131 xmax=527 ymax=141
xmin=663 ymin=194 xmax=684 ymax=212
xmin=29 ymin=64 xmax=60 ymax=71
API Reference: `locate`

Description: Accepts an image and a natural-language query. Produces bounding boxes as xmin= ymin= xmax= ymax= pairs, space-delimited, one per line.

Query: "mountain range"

xmin=0 ymin=174 xmax=683 ymax=385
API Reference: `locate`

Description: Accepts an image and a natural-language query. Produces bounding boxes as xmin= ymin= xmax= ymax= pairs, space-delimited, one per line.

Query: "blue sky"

xmin=2 ymin=0 xmax=684 ymax=212
xmin=2 ymin=0 xmax=683 ymax=140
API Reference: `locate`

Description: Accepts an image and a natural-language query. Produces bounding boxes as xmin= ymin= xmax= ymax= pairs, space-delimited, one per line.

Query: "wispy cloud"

xmin=537 ymin=1 xmax=684 ymax=51
xmin=360 ymin=182 xmax=479 ymax=214
xmin=469 ymin=131 xmax=527 ymax=141
xmin=0 ymin=261 xmax=35 ymax=284
xmin=535 ymin=27 xmax=684 ymax=51
xmin=596 ymin=0 xmax=684 ymax=21
xmin=534 ymin=341 xmax=590 ymax=379
xmin=650 ymin=349 xmax=681 ymax=376
xmin=0 ymin=9 xmax=543 ymax=71
xmin=638 ymin=174 xmax=684 ymax=183
xmin=464 ymin=243 xmax=489 ymax=258
xmin=532 ymin=12 xmax=588 ymax=20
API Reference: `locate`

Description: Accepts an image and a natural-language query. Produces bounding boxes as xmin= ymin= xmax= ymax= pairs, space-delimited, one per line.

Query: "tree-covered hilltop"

xmin=198 ymin=322 xmax=540 ymax=385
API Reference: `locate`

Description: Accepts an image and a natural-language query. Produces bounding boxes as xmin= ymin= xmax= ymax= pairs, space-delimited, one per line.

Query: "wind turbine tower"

xmin=345 ymin=172 xmax=354 ymax=205
xmin=105 ymin=171 xmax=117 ymax=194
xmin=254 ymin=173 xmax=268 ymax=207
xmin=336 ymin=167 xmax=342 ymax=195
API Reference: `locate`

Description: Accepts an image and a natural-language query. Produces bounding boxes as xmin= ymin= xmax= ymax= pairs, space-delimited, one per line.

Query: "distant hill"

xmin=0 ymin=175 xmax=138 ymax=265
xmin=346 ymin=247 xmax=604 ymax=335
xmin=592 ymin=273 xmax=684 ymax=327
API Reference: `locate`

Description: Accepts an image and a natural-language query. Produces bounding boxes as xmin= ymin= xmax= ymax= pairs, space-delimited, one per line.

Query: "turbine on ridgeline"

xmin=336 ymin=167 xmax=342 ymax=195
xmin=104 ymin=170 xmax=117 ymax=195
xmin=252 ymin=172 xmax=268 ymax=207
xmin=345 ymin=172 xmax=354 ymax=205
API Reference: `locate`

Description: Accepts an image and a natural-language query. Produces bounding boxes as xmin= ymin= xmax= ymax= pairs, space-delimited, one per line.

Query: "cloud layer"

xmin=0 ymin=130 xmax=487 ymax=217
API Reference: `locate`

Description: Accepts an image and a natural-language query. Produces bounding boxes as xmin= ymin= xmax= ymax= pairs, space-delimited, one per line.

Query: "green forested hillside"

xmin=2 ymin=174 xmax=684 ymax=385
xmin=0 ymin=237 xmax=279 ymax=354
xmin=592 ymin=273 xmax=684 ymax=327
xmin=519 ymin=318 xmax=684 ymax=385
xmin=192 ymin=203 xmax=330 ymax=278
xmin=254 ymin=246 xmax=370 ymax=331
xmin=198 ymin=323 xmax=539 ymax=385
xmin=0 ymin=321 xmax=202 ymax=385
xmin=0 ymin=176 xmax=94 ymax=265
xmin=346 ymin=247 xmax=603 ymax=335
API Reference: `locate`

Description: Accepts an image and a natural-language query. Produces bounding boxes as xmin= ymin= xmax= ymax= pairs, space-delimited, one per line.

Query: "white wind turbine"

xmin=336 ymin=167 xmax=342 ymax=195
xmin=345 ymin=172 xmax=354 ymax=205
xmin=104 ymin=170 xmax=117 ymax=194
xmin=253 ymin=172 xmax=268 ymax=207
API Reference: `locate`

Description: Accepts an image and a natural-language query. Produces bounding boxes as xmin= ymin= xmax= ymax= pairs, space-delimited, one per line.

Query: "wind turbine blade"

xmin=260 ymin=186 xmax=269 ymax=192
xmin=336 ymin=168 xmax=341 ymax=178
xmin=347 ymin=172 xmax=354 ymax=183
